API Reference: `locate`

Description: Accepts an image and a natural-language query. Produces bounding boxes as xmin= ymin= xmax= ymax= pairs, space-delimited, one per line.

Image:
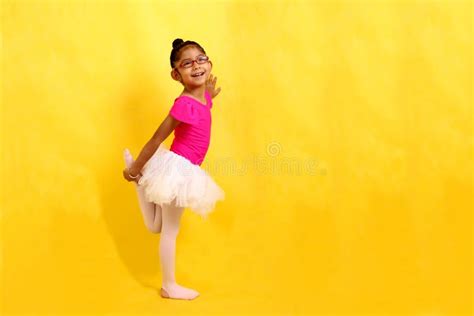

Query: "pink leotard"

xmin=169 ymin=90 xmax=213 ymax=166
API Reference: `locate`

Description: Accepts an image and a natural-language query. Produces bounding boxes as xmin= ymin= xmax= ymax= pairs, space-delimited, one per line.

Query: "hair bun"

xmin=172 ymin=38 xmax=184 ymax=49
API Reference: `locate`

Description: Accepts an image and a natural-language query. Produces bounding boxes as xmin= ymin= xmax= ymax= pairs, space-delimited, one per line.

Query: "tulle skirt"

xmin=137 ymin=144 xmax=225 ymax=218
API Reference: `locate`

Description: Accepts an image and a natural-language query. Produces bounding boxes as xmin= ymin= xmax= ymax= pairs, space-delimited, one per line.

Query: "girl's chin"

xmin=190 ymin=76 xmax=206 ymax=81
xmin=186 ymin=82 xmax=205 ymax=89
xmin=185 ymin=82 xmax=206 ymax=88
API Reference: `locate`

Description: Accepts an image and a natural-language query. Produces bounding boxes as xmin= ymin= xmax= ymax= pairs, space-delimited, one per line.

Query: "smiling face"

xmin=171 ymin=46 xmax=212 ymax=88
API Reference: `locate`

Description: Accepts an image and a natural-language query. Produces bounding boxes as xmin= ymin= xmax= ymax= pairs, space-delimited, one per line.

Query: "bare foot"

xmin=161 ymin=283 xmax=200 ymax=300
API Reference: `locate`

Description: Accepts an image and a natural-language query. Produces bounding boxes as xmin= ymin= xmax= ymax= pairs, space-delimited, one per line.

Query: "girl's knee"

xmin=146 ymin=221 xmax=162 ymax=234
xmin=148 ymin=226 xmax=162 ymax=234
xmin=161 ymin=227 xmax=180 ymax=238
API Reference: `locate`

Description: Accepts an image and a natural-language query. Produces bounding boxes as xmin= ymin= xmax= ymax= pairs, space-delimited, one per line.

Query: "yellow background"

xmin=1 ymin=0 xmax=472 ymax=315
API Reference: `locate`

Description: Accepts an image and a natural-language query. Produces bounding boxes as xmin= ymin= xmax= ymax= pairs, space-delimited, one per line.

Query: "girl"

xmin=122 ymin=38 xmax=225 ymax=301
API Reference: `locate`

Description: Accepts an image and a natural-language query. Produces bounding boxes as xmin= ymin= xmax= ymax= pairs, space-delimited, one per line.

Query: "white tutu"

xmin=137 ymin=144 xmax=225 ymax=218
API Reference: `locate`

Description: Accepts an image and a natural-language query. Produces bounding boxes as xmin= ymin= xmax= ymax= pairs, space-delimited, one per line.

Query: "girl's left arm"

xmin=206 ymin=73 xmax=221 ymax=99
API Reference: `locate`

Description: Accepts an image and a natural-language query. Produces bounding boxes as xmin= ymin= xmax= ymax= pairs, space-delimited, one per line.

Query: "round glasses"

xmin=176 ymin=55 xmax=210 ymax=69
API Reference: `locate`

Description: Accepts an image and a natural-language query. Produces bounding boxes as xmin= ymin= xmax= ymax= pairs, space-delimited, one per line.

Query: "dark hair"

xmin=170 ymin=38 xmax=207 ymax=68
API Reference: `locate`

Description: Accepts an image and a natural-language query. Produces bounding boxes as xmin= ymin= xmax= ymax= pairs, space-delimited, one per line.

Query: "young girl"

xmin=122 ymin=38 xmax=225 ymax=300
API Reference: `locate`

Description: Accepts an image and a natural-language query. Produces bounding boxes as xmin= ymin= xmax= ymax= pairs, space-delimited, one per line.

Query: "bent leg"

xmin=124 ymin=148 xmax=162 ymax=233
xmin=136 ymin=186 xmax=162 ymax=234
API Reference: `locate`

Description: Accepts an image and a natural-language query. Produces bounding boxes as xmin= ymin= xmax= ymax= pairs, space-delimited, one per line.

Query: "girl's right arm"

xmin=128 ymin=114 xmax=181 ymax=177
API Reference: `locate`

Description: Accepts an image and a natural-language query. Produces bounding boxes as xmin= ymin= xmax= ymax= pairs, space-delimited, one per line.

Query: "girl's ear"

xmin=170 ymin=69 xmax=181 ymax=82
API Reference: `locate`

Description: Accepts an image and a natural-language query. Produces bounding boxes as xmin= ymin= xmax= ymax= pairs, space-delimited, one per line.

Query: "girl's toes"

xmin=123 ymin=148 xmax=134 ymax=168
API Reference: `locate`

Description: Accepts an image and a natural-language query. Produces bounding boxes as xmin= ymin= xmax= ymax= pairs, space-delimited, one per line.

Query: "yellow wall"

xmin=2 ymin=0 xmax=472 ymax=315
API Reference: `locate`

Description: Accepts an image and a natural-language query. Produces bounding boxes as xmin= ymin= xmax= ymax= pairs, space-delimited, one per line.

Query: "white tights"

xmin=124 ymin=149 xmax=199 ymax=300
xmin=134 ymin=184 xmax=185 ymax=285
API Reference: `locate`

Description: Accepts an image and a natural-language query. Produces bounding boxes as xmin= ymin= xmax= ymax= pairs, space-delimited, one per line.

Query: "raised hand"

xmin=205 ymin=73 xmax=221 ymax=99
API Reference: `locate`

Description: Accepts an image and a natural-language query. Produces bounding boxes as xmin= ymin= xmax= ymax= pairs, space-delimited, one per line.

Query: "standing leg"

xmin=124 ymin=148 xmax=163 ymax=233
xmin=160 ymin=200 xmax=200 ymax=300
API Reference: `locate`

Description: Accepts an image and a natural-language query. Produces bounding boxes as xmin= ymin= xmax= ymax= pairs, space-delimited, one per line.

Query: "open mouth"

xmin=191 ymin=71 xmax=205 ymax=77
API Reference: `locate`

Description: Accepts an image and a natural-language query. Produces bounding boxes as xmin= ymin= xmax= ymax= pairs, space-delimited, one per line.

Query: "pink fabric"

xmin=169 ymin=90 xmax=213 ymax=166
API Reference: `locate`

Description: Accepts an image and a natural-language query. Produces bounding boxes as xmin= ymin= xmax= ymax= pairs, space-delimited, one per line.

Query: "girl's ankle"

xmin=162 ymin=281 xmax=176 ymax=288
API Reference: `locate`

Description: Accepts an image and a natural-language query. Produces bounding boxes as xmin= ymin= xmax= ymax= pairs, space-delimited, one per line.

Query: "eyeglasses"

xmin=176 ymin=55 xmax=210 ymax=69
